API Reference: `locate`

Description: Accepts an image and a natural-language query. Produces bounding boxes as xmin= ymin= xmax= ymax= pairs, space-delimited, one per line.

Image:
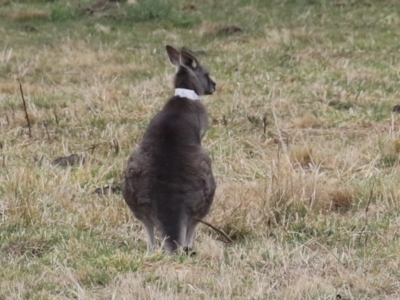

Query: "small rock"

xmin=85 ymin=0 xmax=118 ymax=15
xmin=23 ymin=25 xmax=37 ymax=32
xmin=93 ymin=185 xmax=121 ymax=196
xmin=217 ymin=25 xmax=243 ymax=36
xmin=393 ymin=105 xmax=400 ymax=113
xmin=182 ymin=4 xmax=196 ymax=11
xmin=52 ymin=154 xmax=85 ymax=167
xmin=183 ymin=247 xmax=197 ymax=256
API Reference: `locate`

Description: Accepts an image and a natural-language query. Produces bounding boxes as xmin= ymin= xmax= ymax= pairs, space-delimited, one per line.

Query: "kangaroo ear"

xmin=166 ymin=45 xmax=180 ymax=67
xmin=180 ymin=51 xmax=198 ymax=70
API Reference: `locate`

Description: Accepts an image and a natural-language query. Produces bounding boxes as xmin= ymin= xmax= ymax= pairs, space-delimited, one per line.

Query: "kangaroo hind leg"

xmin=141 ymin=219 xmax=156 ymax=254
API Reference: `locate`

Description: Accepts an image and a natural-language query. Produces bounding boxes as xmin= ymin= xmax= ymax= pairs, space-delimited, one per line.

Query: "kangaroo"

xmin=122 ymin=45 xmax=216 ymax=254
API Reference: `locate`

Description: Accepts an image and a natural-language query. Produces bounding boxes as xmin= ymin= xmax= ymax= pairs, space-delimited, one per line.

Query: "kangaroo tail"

xmin=160 ymin=222 xmax=181 ymax=253
xmin=153 ymin=186 xmax=187 ymax=253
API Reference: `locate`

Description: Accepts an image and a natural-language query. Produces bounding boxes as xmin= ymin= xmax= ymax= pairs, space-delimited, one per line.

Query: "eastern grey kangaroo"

xmin=123 ymin=45 xmax=216 ymax=253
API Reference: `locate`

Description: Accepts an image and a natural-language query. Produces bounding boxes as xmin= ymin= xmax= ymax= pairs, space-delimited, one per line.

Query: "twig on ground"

xmin=112 ymin=138 xmax=120 ymax=154
xmin=44 ymin=121 xmax=50 ymax=140
xmin=196 ymin=218 xmax=234 ymax=244
xmin=18 ymin=79 xmax=32 ymax=137
xmin=53 ymin=108 xmax=59 ymax=126
xmin=358 ymin=182 xmax=374 ymax=248
xmin=263 ymin=115 xmax=268 ymax=134
xmin=0 ymin=142 xmax=4 ymax=167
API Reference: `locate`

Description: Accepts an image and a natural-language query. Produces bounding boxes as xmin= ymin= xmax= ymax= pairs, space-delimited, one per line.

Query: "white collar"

xmin=174 ymin=88 xmax=199 ymax=100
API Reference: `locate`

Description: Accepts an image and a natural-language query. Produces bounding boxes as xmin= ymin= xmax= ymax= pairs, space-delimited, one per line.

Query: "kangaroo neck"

xmin=174 ymin=88 xmax=199 ymax=101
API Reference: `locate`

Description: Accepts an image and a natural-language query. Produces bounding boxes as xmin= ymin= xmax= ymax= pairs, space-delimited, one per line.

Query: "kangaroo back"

xmin=123 ymin=45 xmax=216 ymax=254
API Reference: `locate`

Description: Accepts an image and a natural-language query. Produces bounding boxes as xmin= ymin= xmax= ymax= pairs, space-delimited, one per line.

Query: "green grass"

xmin=2 ymin=0 xmax=400 ymax=299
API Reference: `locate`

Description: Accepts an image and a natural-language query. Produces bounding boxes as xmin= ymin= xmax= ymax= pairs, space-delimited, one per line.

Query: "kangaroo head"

xmin=166 ymin=45 xmax=216 ymax=96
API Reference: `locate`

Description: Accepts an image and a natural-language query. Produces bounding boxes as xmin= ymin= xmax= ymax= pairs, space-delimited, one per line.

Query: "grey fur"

xmin=122 ymin=45 xmax=216 ymax=253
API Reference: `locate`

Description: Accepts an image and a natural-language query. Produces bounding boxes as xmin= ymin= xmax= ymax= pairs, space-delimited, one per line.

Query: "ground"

xmin=1 ymin=0 xmax=400 ymax=299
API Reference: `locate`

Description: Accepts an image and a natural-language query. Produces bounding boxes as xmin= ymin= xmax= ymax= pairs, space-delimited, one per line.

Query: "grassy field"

xmin=1 ymin=0 xmax=400 ymax=298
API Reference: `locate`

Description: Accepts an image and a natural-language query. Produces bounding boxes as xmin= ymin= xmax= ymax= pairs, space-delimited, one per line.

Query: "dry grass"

xmin=1 ymin=0 xmax=400 ymax=299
